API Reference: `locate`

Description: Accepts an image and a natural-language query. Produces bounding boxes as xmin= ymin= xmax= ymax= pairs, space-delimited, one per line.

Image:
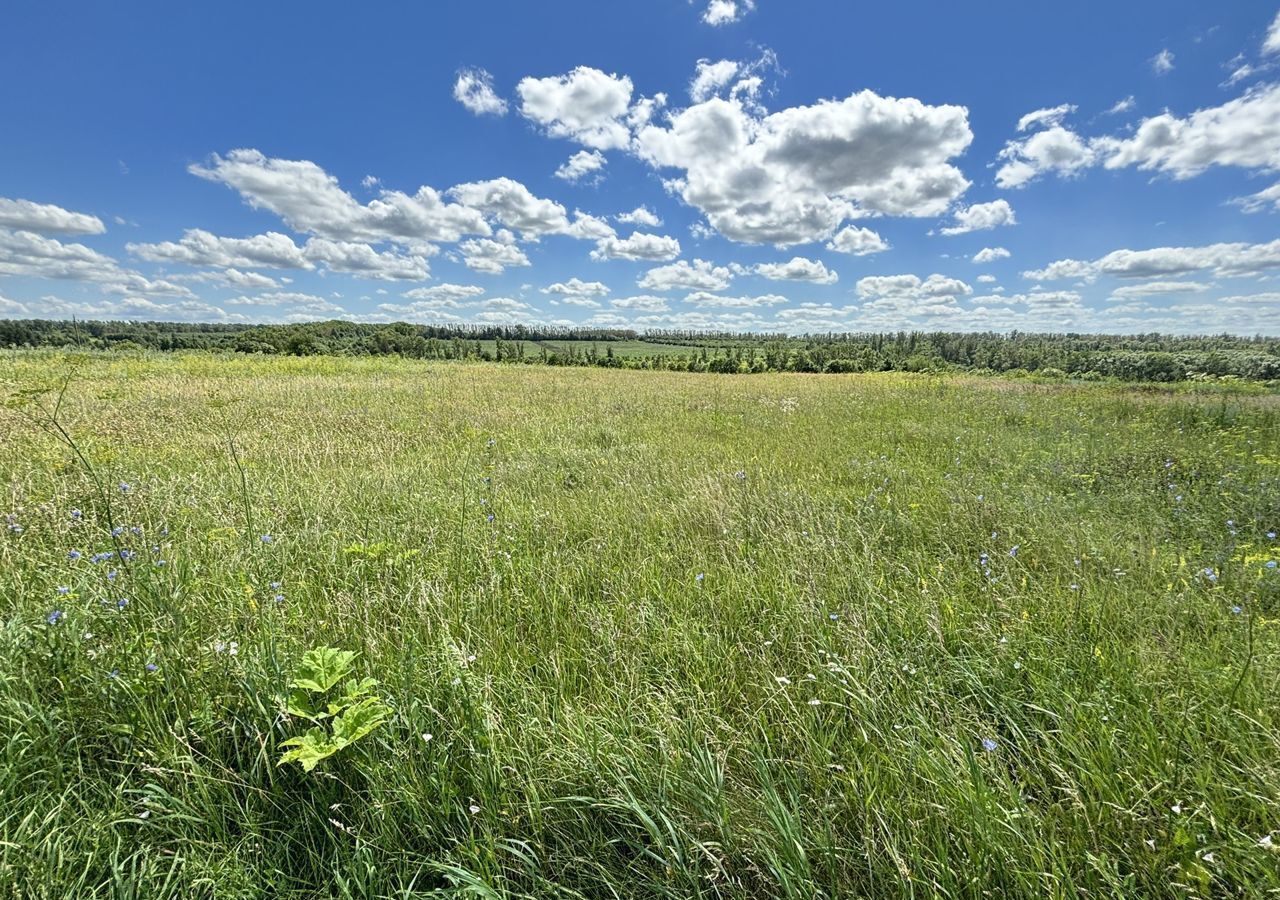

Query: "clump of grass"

xmin=0 ymin=352 xmax=1277 ymax=898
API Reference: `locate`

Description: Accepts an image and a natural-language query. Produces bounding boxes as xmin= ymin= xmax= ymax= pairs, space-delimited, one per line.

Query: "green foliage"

xmin=278 ymin=647 xmax=390 ymax=772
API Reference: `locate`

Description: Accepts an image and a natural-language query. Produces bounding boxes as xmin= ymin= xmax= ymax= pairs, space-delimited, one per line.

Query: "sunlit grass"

xmin=1 ymin=352 xmax=1278 ymax=898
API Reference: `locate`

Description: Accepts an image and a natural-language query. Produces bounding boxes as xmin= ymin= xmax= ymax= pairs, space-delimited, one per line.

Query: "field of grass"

xmin=1 ymin=352 xmax=1278 ymax=898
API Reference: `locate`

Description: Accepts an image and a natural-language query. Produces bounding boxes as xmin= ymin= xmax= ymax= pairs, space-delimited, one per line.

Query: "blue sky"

xmin=2 ymin=0 xmax=1280 ymax=334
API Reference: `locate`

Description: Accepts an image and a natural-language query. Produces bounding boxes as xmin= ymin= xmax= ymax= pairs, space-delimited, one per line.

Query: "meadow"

xmin=1 ymin=352 xmax=1278 ymax=899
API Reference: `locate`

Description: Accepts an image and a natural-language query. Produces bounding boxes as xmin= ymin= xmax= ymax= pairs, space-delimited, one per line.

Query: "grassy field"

xmin=1 ymin=352 xmax=1278 ymax=899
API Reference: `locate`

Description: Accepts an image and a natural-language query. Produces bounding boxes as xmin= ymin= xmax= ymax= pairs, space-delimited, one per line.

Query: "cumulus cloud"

xmin=190 ymin=149 xmax=490 ymax=245
xmin=825 ymin=225 xmax=889 ymax=256
xmin=638 ymin=258 xmax=732 ymax=291
xmin=0 ymin=197 xmax=105 ymax=235
xmin=128 ymin=229 xmax=311 ymax=269
xmin=517 ymin=67 xmax=634 ymax=150
xmin=998 ymin=83 xmax=1280 ymax=189
xmin=453 ymin=67 xmax=508 ymax=116
xmin=458 ymin=230 xmax=531 ymax=274
xmin=610 ymin=294 xmax=669 ymax=311
xmin=856 ymin=273 xmax=973 ymax=302
xmin=541 ymin=277 xmax=610 ymax=298
xmin=1151 ymin=49 xmax=1175 ymax=75
xmin=973 ymin=246 xmax=1011 ymax=264
xmin=701 ymin=0 xmax=755 ymax=26
xmin=1109 ymin=281 xmax=1212 ymax=298
xmin=754 ymin=256 xmax=837 ymax=284
xmin=1023 ymin=238 xmax=1280 ymax=281
xmin=302 ymin=238 xmax=431 ymax=280
xmin=939 ymin=200 xmax=1016 ymax=235
xmin=616 ymin=206 xmax=662 ymax=227
xmin=976 ymin=274 xmax=998 ymax=283
xmin=448 ymin=177 xmax=573 ymax=238
xmin=590 ymin=232 xmax=681 ymax=261
xmin=0 ymin=228 xmax=193 ymax=297
xmin=634 ymin=90 xmax=973 ymax=245
xmin=0 ymin=292 xmax=30 ymax=315
xmin=684 ymin=290 xmax=786 ymax=308
xmin=554 ymin=150 xmax=607 ymax=183
xmin=1231 ymin=181 xmax=1280 ymax=213
xmin=690 ymin=59 xmax=742 ymax=103
xmin=1106 ymin=96 xmax=1136 ymax=116
xmin=402 ymin=283 xmax=486 ymax=304
xmin=1268 ymin=11 xmax=1280 ymax=54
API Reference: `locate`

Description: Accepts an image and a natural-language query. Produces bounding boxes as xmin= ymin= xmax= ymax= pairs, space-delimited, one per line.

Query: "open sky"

xmin=3 ymin=1 xmax=1280 ymax=334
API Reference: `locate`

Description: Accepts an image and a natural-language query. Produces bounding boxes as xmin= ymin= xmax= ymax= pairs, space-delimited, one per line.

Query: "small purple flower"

xmin=118 ymin=549 xmax=133 ymax=561
xmin=145 ymin=662 xmax=158 ymax=672
xmin=1267 ymin=531 xmax=1276 ymax=540
xmin=1231 ymin=605 xmax=1243 ymax=615
xmin=486 ymin=513 xmax=495 ymax=523
xmin=270 ymin=581 xmax=281 ymax=590
xmin=273 ymin=594 xmax=285 ymax=604
xmin=130 ymin=526 xmax=143 ymax=536
xmin=118 ymin=482 xmax=131 ymax=493
xmin=695 ymin=572 xmax=705 ymax=583
xmin=116 ymin=598 xmax=128 ymax=610
xmin=107 ymin=669 xmax=119 ymax=680
xmin=981 ymin=738 xmax=998 ymax=752
xmin=1202 ymin=567 xmax=1218 ymax=584
xmin=107 ymin=570 xmax=118 ymax=581
xmin=733 ymin=470 xmax=747 ymax=481
xmin=47 ymin=610 xmax=65 ymax=625
xmin=111 ymin=526 xmax=124 ymax=537
xmin=57 ymin=586 xmax=70 ymax=595
xmin=1009 ymin=545 xmax=1020 ymax=558
xmin=259 ymin=534 xmax=273 ymax=544
xmin=978 ymin=552 xmax=989 ymax=567
xmin=70 ymin=509 xmax=82 ymax=520
xmin=68 ymin=549 xmax=82 ymax=561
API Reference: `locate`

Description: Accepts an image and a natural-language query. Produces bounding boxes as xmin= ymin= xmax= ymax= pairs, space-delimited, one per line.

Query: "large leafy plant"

xmin=278 ymin=646 xmax=391 ymax=772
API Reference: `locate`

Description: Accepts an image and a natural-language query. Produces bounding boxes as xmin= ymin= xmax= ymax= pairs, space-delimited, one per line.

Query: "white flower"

xmin=468 ymin=803 xmax=481 ymax=815
xmin=1260 ymin=834 xmax=1275 ymax=848
xmin=807 ymin=698 xmax=821 ymax=706
xmin=774 ymin=676 xmax=791 ymax=685
xmin=421 ymin=733 xmax=433 ymax=742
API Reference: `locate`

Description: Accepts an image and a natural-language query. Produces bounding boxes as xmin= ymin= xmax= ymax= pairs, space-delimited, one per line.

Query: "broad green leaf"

xmin=278 ymin=728 xmax=339 ymax=772
xmin=290 ymin=646 xmax=357 ymax=694
xmin=284 ymin=689 xmax=329 ymax=722
xmin=330 ymin=697 xmax=391 ymax=748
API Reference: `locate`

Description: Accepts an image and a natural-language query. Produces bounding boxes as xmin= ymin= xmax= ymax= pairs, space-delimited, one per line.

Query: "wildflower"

xmin=486 ymin=513 xmax=495 ymax=523
xmin=107 ymin=570 xmax=118 ymax=582
xmin=421 ymin=732 xmax=433 ymax=742
xmin=270 ymin=581 xmax=282 ymax=589
xmin=130 ymin=526 xmax=143 ymax=536
xmin=57 ymin=586 xmax=70 ymax=595
xmin=1201 ymin=852 xmax=1215 ymax=863
xmin=70 ymin=509 xmax=82 ymax=519
xmin=807 ymin=698 xmax=821 ymax=706
xmin=47 ymin=610 xmax=65 ymax=625
xmin=274 ymin=594 xmax=285 ymax=604
xmin=68 ymin=550 xmax=82 ymax=561
xmin=1069 ymin=583 xmax=1080 ymax=591
xmin=469 ymin=802 xmax=481 ymax=814
xmin=118 ymin=549 xmax=133 ymax=561
xmin=486 ymin=438 xmax=496 ymax=447
xmin=107 ymin=669 xmax=119 ymax=679
xmin=145 ymin=663 xmax=158 ymax=672
xmin=260 ymin=534 xmax=273 ymax=544
xmin=978 ymin=552 xmax=990 ymax=567
xmin=1268 ymin=531 xmax=1276 ymax=540
xmin=111 ymin=526 xmax=124 ymax=537
xmin=1232 ymin=606 xmax=1243 ymax=615
xmin=733 ymin=470 xmax=747 ymax=481
xmin=1171 ymin=803 xmax=1182 ymax=814
xmin=1009 ymin=545 xmax=1020 ymax=558
xmin=116 ymin=598 xmax=128 ymax=610
xmin=828 ymin=612 xmax=839 ymax=621
xmin=774 ymin=675 xmax=791 ymax=685
xmin=1267 ymin=561 xmax=1277 ymax=570
xmin=1144 ymin=839 xmax=1156 ymax=851
xmin=981 ymin=738 xmax=998 ymax=752
xmin=976 ymin=494 xmax=984 ymax=502
xmin=1202 ymin=567 xmax=1218 ymax=584
xmin=695 ymin=572 xmax=705 ymax=583
xmin=119 ymin=482 xmax=131 ymax=493
xmin=1261 ymin=834 xmax=1275 ymax=848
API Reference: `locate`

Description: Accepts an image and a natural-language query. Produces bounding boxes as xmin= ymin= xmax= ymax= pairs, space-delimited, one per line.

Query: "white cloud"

xmin=0 ymin=228 xmax=193 ymax=297
xmin=690 ymin=59 xmax=742 ymax=103
xmin=856 ymin=273 xmax=972 ymax=302
xmin=1267 ymin=10 xmax=1280 ymax=54
xmin=1151 ymin=49 xmax=1175 ymax=75
xmin=701 ymin=0 xmax=755 ymax=26
xmin=449 ymin=177 xmax=574 ymax=237
xmin=1106 ymin=96 xmax=1136 ymax=115
xmin=755 ymin=256 xmax=837 ymax=284
xmin=516 ymin=67 xmax=634 ymax=150
xmin=402 ymin=283 xmax=485 ymax=304
xmin=684 ymin=290 xmax=786 ymax=308
xmin=638 ymin=258 xmax=732 ymax=291
xmin=459 ymin=230 xmax=531 ymax=273
xmin=825 ymin=225 xmax=889 ymax=256
xmin=976 ymin=274 xmax=998 ymax=283
xmin=0 ymin=292 xmax=30 ymax=315
xmin=555 ymin=150 xmax=607 ymax=183
xmin=634 ymin=90 xmax=972 ymax=245
xmin=0 ymin=198 xmax=105 ymax=235
xmin=302 ymin=239 xmax=431 ymax=280
xmin=590 ymin=232 xmax=681 ymax=261
xmin=1109 ymin=281 xmax=1211 ymax=298
xmin=1016 ymin=104 xmax=1076 ymax=132
xmin=616 ymin=206 xmax=662 ymax=227
xmin=542 ymin=277 xmax=610 ymax=298
xmin=190 ymin=149 xmax=489 ymax=244
xmin=1024 ymin=238 xmax=1280 ymax=281
xmin=939 ymin=200 xmax=1016 ymax=235
xmin=996 ymin=126 xmax=1097 ymax=188
xmin=23 ymin=296 xmax=248 ymax=323
xmin=1231 ymin=180 xmax=1280 ymax=212
xmin=128 ymin=229 xmax=311 ymax=269
xmin=610 ymin=294 xmax=669 ymax=311
xmin=175 ymin=268 xmax=281 ymax=290
xmin=453 ymin=67 xmax=508 ymax=116
xmin=973 ymin=246 xmax=1011 ymax=264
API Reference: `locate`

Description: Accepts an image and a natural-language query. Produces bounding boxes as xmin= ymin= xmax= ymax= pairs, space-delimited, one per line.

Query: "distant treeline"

xmin=2 ymin=318 xmax=1279 ymax=382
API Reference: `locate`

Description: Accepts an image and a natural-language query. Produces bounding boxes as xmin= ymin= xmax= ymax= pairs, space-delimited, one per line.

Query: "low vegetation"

xmin=1 ymin=352 xmax=1278 ymax=897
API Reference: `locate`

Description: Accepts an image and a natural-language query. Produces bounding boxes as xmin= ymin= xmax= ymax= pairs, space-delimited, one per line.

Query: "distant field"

xmin=1 ymin=353 xmax=1278 ymax=898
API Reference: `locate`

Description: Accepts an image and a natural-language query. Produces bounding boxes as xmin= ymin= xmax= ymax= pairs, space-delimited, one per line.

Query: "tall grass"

xmin=1 ymin=352 xmax=1277 ymax=898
